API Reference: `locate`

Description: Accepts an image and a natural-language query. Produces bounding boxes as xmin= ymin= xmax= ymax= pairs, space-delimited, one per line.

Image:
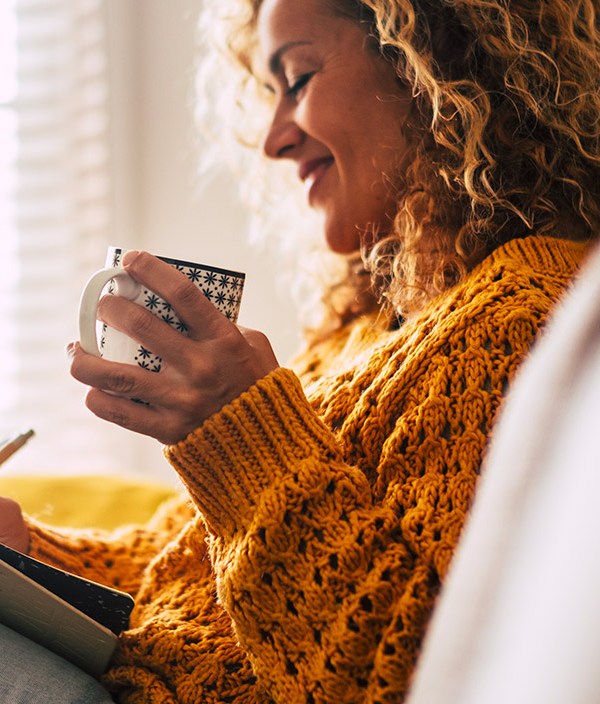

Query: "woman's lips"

xmin=299 ymin=157 xmax=334 ymax=204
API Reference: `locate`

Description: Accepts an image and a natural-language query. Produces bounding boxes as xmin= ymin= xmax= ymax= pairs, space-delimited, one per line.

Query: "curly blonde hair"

xmin=198 ymin=0 xmax=600 ymax=332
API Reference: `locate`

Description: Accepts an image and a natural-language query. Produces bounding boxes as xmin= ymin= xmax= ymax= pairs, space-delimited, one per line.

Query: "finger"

xmin=121 ymin=251 xmax=229 ymax=339
xmin=0 ymin=497 xmax=29 ymax=553
xmin=70 ymin=343 xmax=205 ymax=443
xmin=70 ymin=342 xmax=178 ymax=407
xmin=0 ymin=497 xmax=24 ymax=525
xmin=96 ymin=294 xmax=198 ymax=369
xmin=85 ymin=387 xmax=182 ymax=444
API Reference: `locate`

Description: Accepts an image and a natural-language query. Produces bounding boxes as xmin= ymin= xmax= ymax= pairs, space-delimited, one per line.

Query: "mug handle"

xmin=78 ymin=268 xmax=141 ymax=356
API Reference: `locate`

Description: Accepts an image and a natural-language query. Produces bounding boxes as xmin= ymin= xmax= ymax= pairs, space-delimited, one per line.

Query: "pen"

xmin=0 ymin=429 xmax=35 ymax=466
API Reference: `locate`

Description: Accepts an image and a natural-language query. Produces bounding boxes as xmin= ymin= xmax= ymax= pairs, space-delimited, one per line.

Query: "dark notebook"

xmin=0 ymin=542 xmax=135 ymax=676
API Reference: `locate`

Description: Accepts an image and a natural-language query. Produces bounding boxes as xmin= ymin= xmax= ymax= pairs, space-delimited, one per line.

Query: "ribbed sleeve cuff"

xmin=164 ymin=368 xmax=340 ymax=541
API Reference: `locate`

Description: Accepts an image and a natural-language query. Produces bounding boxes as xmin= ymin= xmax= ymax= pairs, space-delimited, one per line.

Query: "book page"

xmin=0 ymin=542 xmax=134 ymax=633
xmin=0 ymin=559 xmax=118 ymax=677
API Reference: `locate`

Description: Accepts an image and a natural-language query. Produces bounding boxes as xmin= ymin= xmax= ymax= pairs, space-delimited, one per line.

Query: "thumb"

xmin=0 ymin=497 xmax=30 ymax=554
xmin=238 ymin=326 xmax=280 ymax=373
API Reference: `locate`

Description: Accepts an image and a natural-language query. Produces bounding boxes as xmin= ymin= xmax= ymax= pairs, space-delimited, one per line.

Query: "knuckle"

xmin=178 ymin=385 xmax=204 ymax=413
xmin=248 ymin=329 xmax=271 ymax=349
xmin=201 ymin=353 xmax=222 ymax=378
xmin=129 ymin=305 xmax=156 ymax=338
xmin=86 ymin=391 xmax=133 ymax=428
xmin=172 ymin=278 xmax=199 ymax=308
xmin=105 ymin=408 xmax=135 ymax=429
xmin=108 ymin=369 xmax=137 ymax=395
xmin=219 ymin=327 xmax=246 ymax=353
xmin=187 ymin=360 xmax=218 ymax=391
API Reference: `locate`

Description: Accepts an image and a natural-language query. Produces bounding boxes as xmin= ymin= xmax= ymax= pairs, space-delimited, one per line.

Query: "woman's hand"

xmin=69 ymin=251 xmax=280 ymax=446
xmin=0 ymin=497 xmax=30 ymax=553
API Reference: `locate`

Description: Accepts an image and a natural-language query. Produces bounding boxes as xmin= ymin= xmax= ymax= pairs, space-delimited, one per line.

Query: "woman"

xmin=1 ymin=0 xmax=599 ymax=702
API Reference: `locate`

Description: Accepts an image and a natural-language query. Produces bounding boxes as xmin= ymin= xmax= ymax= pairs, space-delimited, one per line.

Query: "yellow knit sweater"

xmin=27 ymin=236 xmax=588 ymax=703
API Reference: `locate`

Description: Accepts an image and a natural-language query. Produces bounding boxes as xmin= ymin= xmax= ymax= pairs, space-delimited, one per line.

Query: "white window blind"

xmin=0 ymin=0 xmax=20 ymax=418
xmin=0 ymin=0 xmax=147 ymax=476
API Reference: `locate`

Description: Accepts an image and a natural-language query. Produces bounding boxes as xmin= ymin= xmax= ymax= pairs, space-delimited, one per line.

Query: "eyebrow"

xmin=268 ymin=40 xmax=313 ymax=74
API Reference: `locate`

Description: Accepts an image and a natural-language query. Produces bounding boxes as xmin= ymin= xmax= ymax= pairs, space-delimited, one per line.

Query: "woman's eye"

xmin=286 ymin=72 xmax=314 ymax=97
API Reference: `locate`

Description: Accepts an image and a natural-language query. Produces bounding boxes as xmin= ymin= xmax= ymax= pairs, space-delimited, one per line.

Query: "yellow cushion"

xmin=0 ymin=474 xmax=178 ymax=530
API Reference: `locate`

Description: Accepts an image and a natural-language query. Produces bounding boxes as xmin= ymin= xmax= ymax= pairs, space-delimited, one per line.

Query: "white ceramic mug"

xmin=79 ymin=246 xmax=245 ymax=371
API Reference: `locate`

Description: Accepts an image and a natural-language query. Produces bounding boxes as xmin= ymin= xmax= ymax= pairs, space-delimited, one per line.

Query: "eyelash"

xmin=286 ymin=72 xmax=314 ymax=97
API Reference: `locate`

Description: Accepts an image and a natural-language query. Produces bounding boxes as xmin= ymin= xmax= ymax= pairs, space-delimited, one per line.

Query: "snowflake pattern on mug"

xmin=101 ymin=249 xmax=245 ymax=373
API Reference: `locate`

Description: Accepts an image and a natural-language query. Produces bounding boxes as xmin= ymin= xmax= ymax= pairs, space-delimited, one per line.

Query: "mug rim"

xmin=108 ymin=246 xmax=245 ymax=280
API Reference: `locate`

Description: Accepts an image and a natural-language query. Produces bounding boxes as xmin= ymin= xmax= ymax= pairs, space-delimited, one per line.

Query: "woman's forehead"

xmin=255 ymin=0 xmax=336 ymax=65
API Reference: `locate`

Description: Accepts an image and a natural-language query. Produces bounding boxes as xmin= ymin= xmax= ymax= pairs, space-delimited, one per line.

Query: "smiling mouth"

xmin=300 ymin=157 xmax=334 ymax=202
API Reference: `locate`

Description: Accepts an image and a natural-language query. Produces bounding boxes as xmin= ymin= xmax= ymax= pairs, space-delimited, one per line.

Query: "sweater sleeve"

xmin=26 ymin=494 xmax=194 ymax=597
xmin=103 ymin=512 xmax=274 ymax=704
xmin=164 ymin=239 xmax=579 ymax=703
xmin=164 ymin=361 xmax=487 ymax=703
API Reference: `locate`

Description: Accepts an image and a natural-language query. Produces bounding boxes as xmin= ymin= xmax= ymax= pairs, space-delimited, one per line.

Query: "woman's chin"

xmin=323 ymin=222 xmax=362 ymax=255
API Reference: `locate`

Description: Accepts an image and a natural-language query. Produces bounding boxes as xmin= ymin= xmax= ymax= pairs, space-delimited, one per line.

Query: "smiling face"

xmin=256 ymin=0 xmax=414 ymax=254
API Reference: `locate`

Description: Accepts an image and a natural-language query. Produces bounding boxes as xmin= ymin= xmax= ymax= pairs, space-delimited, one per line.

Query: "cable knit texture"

xmin=26 ymin=236 xmax=588 ymax=703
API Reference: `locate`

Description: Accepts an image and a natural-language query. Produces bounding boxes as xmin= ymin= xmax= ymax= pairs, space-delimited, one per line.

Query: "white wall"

xmin=102 ymin=0 xmax=300 ymax=478
xmin=0 ymin=0 xmax=301 ymax=482
xmin=107 ymin=0 xmax=300 ymax=359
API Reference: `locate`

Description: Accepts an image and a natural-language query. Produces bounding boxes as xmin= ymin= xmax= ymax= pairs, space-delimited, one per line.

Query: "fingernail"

xmin=122 ymin=250 xmax=142 ymax=268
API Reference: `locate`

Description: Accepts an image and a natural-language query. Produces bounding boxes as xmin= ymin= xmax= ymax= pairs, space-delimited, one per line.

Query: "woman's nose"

xmin=262 ymin=107 xmax=303 ymax=160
